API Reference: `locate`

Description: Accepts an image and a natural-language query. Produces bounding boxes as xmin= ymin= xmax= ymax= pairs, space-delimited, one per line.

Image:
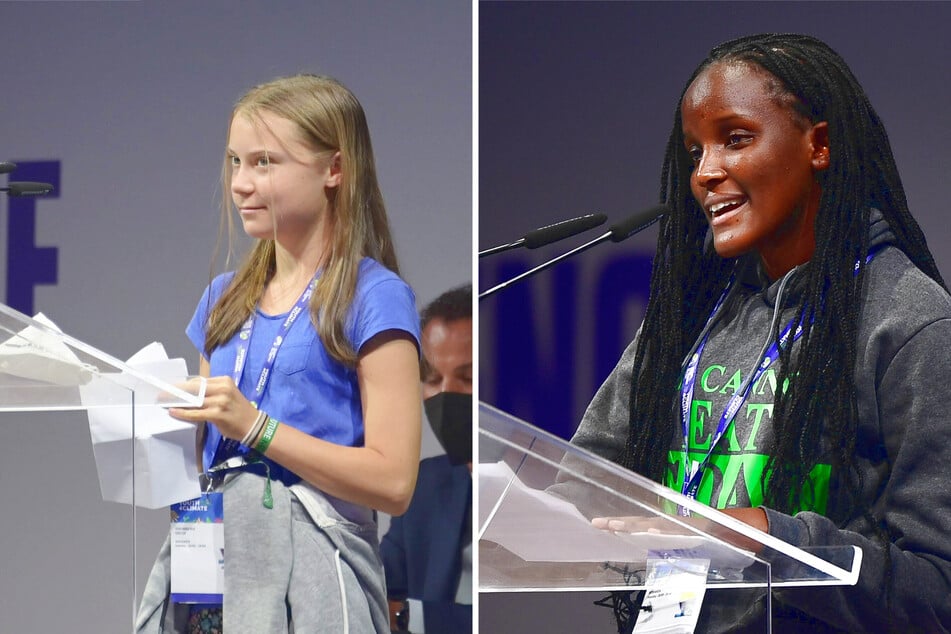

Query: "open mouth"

xmin=707 ymin=199 xmax=746 ymax=225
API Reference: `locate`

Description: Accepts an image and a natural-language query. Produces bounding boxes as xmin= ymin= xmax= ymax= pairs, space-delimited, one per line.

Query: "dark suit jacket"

xmin=381 ymin=455 xmax=472 ymax=633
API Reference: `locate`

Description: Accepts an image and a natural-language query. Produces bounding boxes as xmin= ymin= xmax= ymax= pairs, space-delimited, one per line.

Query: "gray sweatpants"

xmin=135 ymin=471 xmax=389 ymax=633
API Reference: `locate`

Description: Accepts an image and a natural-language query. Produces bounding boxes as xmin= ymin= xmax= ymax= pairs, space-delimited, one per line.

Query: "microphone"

xmin=1 ymin=182 xmax=55 ymax=196
xmin=0 ymin=161 xmax=16 ymax=175
xmin=479 ymin=213 xmax=607 ymax=258
xmin=606 ymin=204 xmax=668 ymax=242
xmin=479 ymin=204 xmax=667 ymax=300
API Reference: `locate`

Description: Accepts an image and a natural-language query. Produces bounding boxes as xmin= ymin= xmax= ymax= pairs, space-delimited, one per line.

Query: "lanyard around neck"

xmin=209 ymin=273 xmax=319 ymax=468
xmin=679 ymin=292 xmax=805 ymax=502
xmin=678 ymin=247 xmax=883 ymax=504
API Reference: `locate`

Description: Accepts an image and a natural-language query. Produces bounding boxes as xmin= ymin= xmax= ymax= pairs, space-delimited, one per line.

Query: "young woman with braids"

xmin=135 ymin=75 xmax=422 ymax=633
xmin=573 ymin=34 xmax=951 ymax=632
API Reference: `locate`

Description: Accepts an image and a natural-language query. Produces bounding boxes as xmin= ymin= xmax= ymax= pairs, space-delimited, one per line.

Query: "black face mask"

xmin=423 ymin=391 xmax=472 ymax=466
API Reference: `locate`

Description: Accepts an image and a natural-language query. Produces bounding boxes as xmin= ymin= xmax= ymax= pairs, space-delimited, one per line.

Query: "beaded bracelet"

xmin=254 ymin=417 xmax=280 ymax=455
xmin=241 ymin=409 xmax=268 ymax=447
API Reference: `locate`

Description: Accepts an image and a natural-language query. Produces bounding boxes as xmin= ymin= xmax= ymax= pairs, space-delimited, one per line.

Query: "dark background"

xmin=479 ymin=2 xmax=951 ymax=630
xmin=480 ymin=0 xmax=951 ymax=439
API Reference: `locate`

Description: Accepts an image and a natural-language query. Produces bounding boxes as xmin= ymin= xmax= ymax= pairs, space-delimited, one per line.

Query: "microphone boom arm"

xmin=478 ymin=238 xmax=526 ymax=258
xmin=479 ymin=231 xmax=611 ymax=300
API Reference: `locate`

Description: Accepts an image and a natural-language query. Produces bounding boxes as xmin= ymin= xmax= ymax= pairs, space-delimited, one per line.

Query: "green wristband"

xmin=254 ymin=417 xmax=280 ymax=455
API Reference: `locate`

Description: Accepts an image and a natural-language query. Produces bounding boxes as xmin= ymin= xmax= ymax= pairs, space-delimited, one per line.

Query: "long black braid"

xmin=612 ymin=33 xmax=945 ymax=627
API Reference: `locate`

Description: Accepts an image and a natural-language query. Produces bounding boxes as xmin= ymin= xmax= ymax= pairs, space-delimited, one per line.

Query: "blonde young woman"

xmin=137 ymin=75 xmax=422 ymax=633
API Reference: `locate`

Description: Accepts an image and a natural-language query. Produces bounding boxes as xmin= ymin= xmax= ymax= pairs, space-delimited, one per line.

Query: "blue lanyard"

xmin=209 ymin=274 xmax=319 ymax=468
xmin=679 ymin=248 xmax=882 ymax=504
xmin=680 ymin=304 xmax=805 ymax=501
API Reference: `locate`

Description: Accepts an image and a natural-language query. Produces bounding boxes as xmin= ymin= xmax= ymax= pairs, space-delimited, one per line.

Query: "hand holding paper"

xmin=167 ymin=375 xmax=258 ymax=444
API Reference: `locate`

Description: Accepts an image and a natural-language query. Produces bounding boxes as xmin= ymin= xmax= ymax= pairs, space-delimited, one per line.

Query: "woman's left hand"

xmin=720 ymin=507 xmax=769 ymax=533
xmin=168 ymin=375 xmax=258 ymax=442
xmin=592 ymin=506 xmax=769 ymax=554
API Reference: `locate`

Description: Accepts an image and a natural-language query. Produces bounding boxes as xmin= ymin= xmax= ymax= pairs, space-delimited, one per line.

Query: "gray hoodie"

xmin=573 ymin=212 xmax=951 ymax=632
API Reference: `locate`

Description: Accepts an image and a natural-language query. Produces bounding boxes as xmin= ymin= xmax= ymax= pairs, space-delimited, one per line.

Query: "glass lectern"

xmin=479 ymin=402 xmax=861 ymax=632
xmin=0 ymin=303 xmax=203 ymax=631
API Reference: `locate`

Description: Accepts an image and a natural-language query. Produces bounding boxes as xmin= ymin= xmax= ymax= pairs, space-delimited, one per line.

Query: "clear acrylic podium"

xmin=478 ymin=402 xmax=862 ymax=631
xmin=0 ymin=303 xmax=204 ymax=631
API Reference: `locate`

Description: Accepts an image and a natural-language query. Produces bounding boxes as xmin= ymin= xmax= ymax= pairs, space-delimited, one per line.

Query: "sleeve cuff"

xmin=762 ymin=506 xmax=810 ymax=547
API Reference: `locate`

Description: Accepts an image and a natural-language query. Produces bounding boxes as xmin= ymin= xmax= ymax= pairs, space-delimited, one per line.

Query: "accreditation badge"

xmin=633 ymin=554 xmax=709 ymax=634
xmin=170 ymin=492 xmax=224 ymax=604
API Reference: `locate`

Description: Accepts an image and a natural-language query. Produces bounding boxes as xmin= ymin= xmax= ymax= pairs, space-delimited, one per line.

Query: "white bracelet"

xmin=241 ymin=409 xmax=268 ymax=446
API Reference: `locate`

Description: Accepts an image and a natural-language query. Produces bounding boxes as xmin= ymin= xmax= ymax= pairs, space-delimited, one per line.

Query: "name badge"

xmin=633 ymin=554 xmax=709 ymax=634
xmin=170 ymin=492 xmax=224 ymax=604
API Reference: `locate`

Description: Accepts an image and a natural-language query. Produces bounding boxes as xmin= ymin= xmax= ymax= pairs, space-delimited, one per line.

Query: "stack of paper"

xmin=84 ymin=342 xmax=202 ymax=509
xmin=0 ymin=312 xmax=95 ymax=386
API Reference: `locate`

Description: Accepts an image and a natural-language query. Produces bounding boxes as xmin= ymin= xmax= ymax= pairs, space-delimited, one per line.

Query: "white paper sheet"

xmin=0 ymin=312 xmax=95 ymax=386
xmin=84 ymin=342 xmax=201 ymax=508
xmin=479 ymin=461 xmax=753 ymax=569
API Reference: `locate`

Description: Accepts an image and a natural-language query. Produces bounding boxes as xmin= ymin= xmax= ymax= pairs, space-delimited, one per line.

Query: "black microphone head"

xmin=522 ymin=213 xmax=607 ymax=249
xmin=608 ymin=205 xmax=668 ymax=242
xmin=0 ymin=161 xmax=16 ymax=175
xmin=6 ymin=181 xmax=54 ymax=197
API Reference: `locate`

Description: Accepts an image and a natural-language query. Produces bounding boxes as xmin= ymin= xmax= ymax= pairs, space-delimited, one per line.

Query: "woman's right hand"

xmin=591 ymin=515 xmax=694 ymax=535
xmin=168 ymin=374 xmax=259 ymax=442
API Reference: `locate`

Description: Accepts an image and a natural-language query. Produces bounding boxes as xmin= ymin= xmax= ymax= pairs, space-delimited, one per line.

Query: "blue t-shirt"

xmin=186 ymin=257 xmax=420 ymax=486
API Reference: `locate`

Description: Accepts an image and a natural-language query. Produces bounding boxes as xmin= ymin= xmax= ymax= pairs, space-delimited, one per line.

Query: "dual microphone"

xmin=479 ymin=204 xmax=667 ymax=299
xmin=1 ymin=161 xmax=55 ymax=197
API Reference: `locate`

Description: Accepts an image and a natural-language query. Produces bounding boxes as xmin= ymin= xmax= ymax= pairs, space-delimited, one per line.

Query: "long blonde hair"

xmin=205 ymin=74 xmax=400 ymax=365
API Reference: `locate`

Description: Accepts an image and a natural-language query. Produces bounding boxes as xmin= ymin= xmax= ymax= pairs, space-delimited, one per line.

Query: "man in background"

xmin=381 ymin=285 xmax=472 ymax=633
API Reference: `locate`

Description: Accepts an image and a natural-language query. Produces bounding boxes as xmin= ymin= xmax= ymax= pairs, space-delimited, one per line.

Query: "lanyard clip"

xmin=201 ymin=453 xmax=273 ymax=509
